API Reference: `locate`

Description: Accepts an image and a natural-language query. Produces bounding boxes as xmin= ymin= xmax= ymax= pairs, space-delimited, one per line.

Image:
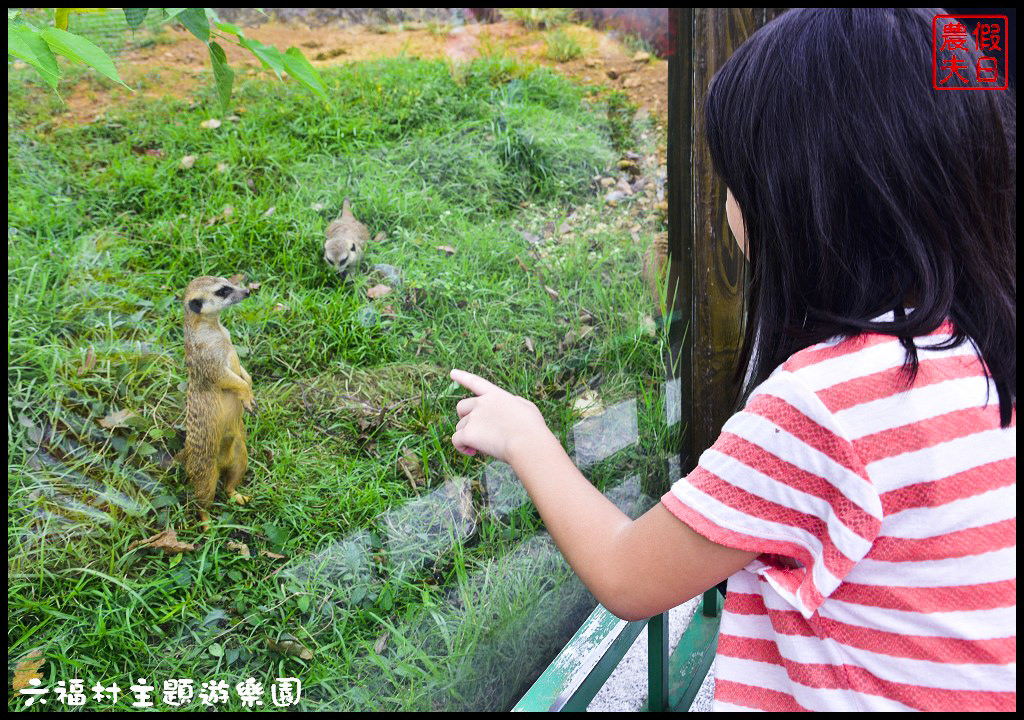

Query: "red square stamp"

xmin=932 ymin=14 xmax=1009 ymax=90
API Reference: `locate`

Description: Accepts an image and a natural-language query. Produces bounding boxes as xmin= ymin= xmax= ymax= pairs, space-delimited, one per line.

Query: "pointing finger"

xmin=450 ymin=368 xmax=501 ymax=397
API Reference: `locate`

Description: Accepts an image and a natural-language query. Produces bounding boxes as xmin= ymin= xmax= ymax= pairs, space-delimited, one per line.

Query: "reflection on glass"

xmin=665 ymin=377 xmax=681 ymax=426
xmin=286 ymin=529 xmax=375 ymax=604
xmin=381 ymin=476 xmax=476 ymax=577
xmin=482 ymin=460 xmax=530 ymax=518
xmin=572 ymin=398 xmax=639 ymax=469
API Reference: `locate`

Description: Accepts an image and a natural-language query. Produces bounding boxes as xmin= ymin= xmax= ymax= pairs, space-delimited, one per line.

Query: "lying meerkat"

xmin=323 ymin=197 xmax=370 ymax=279
xmin=181 ymin=275 xmax=255 ymax=524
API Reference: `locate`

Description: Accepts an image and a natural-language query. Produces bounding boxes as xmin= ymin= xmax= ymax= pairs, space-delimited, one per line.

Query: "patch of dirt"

xmin=51 ymin=20 xmax=667 ymax=129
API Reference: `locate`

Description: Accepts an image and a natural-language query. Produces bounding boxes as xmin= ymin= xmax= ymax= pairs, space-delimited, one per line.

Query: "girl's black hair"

xmin=705 ymin=8 xmax=1016 ymax=427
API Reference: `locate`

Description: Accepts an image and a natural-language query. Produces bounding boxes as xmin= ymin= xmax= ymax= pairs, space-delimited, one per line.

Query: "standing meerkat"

xmin=323 ymin=197 xmax=370 ymax=279
xmin=182 ymin=275 xmax=255 ymax=524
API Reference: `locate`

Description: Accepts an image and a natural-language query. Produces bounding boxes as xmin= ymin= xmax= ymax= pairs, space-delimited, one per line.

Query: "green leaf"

xmin=239 ymin=36 xmax=283 ymax=79
xmin=149 ymin=494 xmax=178 ymax=509
xmin=123 ymin=8 xmax=149 ymax=32
xmin=214 ymin=20 xmax=243 ymax=37
xmin=262 ymin=522 xmax=289 ymax=547
xmin=282 ymin=46 xmax=328 ymax=104
xmin=175 ymin=7 xmax=209 ymax=43
xmin=8 ymin=23 xmax=60 ymax=90
xmin=209 ymin=642 xmax=224 ymax=658
xmin=38 ymin=26 xmax=130 ymax=89
xmin=55 ymin=9 xmax=71 ymax=30
xmin=297 ymin=595 xmax=310 ymax=613
xmin=208 ymin=41 xmax=234 ymax=113
xmin=202 ymin=609 xmax=229 ymax=627
xmin=136 ymin=441 xmax=158 ymax=456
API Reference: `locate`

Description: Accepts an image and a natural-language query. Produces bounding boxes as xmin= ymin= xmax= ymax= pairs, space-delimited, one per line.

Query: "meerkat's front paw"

xmin=241 ymin=392 xmax=256 ymax=413
xmin=229 ymin=491 xmax=251 ymax=506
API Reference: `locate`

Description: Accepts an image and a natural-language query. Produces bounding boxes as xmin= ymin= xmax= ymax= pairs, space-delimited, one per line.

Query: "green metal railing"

xmin=513 ymin=590 xmax=721 ymax=711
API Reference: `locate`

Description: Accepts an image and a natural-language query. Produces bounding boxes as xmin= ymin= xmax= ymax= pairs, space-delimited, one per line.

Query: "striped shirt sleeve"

xmin=662 ymin=369 xmax=883 ymax=618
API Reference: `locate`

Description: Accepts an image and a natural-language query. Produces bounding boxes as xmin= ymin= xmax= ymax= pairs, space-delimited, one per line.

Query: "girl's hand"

xmin=450 ymin=368 xmax=554 ymax=464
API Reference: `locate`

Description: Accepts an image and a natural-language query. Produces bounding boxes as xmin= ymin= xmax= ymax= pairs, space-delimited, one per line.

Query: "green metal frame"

xmin=513 ymin=590 xmax=721 ymax=711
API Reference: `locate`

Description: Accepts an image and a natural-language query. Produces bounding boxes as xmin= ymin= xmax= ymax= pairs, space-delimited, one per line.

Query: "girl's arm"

xmin=451 ymin=369 xmax=756 ymax=621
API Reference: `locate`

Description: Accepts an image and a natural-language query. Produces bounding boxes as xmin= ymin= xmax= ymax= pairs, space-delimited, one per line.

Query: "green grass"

xmin=544 ymin=29 xmax=585 ymax=63
xmin=500 ymin=8 xmax=576 ymax=30
xmin=8 ymin=52 xmax=675 ymax=711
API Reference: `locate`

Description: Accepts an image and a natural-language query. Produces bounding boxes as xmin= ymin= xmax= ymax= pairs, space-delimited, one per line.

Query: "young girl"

xmin=451 ymin=9 xmax=1015 ymax=712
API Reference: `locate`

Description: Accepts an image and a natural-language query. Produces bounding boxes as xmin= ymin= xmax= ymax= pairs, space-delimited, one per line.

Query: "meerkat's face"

xmin=184 ymin=276 xmax=250 ymax=316
xmin=324 ymin=224 xmax=364 ymax=279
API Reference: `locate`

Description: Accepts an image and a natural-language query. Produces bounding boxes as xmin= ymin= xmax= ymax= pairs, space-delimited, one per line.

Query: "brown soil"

xmin=53 ymin=20 xmax=667 ymax=129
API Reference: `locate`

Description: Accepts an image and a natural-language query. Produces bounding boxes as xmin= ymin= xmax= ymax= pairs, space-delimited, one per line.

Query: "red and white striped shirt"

xmin=662 ymin=320 xmax=1016 ymax=711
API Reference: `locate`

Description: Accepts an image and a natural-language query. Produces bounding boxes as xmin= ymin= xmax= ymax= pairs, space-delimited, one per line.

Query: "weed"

xmin=544 ymin=29 xmax=584 ymax=63
xmin=500 ymin=8 xmax=576 ymax=30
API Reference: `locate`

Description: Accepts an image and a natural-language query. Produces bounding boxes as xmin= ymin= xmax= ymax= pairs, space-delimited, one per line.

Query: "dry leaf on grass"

xmin=11 ymin=649 xmax=45 ymax=692
xmin=374 ymin=632 xmax=389 ymax=654
xmin=205 ymin=205 xmax=234 ymax=226
xmin=128 ymin=529 xmax=196 ymax=555
xmin=260 ymin=549 xmax=286 ymax=560
xmin=179 ymin=154 xmax=197 ymax=170
xmin=199 ymin=118 xmax=221 ymax=130
xmin=98 ymin=408 xmax=137 ymax=429
xmin=435 ymin=245 xmax=456 ymax=255
xmin=228 ymin=273 xmax=246 ymax=286
xmin=226 ymin=540 xmax=251 ymax=558
xmin=398 ymin=448 xmax=425 ymax=488
xmin=266 ymin=636 xmax=313 ymax=660
xmin=367 ymin=284 xmax=392 ymax=299
xmin=77 ymin=346 xmax=96 ymax=376
xmin=573 ymin=389 xmax=605 ymax=419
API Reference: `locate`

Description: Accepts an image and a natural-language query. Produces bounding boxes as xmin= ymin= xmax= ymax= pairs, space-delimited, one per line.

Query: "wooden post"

xmin=668 ymin=8 xmax=785 ymax=474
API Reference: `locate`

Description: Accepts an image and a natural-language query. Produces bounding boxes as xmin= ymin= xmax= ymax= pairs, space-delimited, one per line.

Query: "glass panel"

xmin=8 ymin=7 xmax=678 ymax=713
